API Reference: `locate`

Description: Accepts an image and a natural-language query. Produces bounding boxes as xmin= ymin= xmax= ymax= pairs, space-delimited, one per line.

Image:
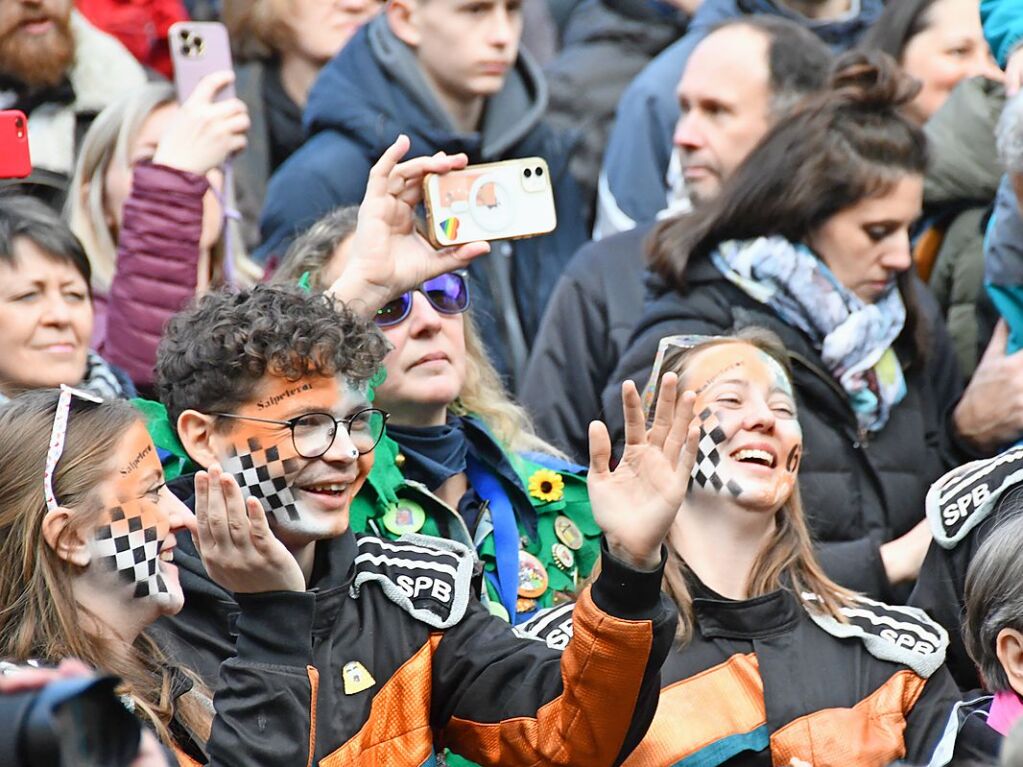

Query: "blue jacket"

xmin=981 ymin=0 xmax=1023 ymax=67
xmin=256 ymin=17 xmax=586 ymax=383
xmin=593 ymin=0 xmax=883 ymax=237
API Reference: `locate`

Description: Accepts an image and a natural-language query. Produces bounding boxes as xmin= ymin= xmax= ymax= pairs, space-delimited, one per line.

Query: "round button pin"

xmin=518 ymin=550 xmax=549 ymax=598
xmin=554 ymin=515 xmax=584 ymax=551
xmin=382 ymin=499 xmax=426 ymax=535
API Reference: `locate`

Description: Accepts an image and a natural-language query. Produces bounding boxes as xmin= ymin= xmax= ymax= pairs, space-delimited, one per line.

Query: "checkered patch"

xmin=94 ymin=505 xmax=167 ymax=599
xmin=221 ymin=438 xmax=301 ymax=524
xmin=691 ymin=408 xmax=742 ymax=497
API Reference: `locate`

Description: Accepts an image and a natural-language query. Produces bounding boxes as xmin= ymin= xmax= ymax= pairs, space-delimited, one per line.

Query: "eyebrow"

xmin=705 ymin=377 xmax=794 ymax=398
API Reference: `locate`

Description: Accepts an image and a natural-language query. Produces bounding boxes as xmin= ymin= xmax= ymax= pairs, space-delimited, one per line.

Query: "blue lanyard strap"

xmin=465 ymin=453 xmax=520 ymax=620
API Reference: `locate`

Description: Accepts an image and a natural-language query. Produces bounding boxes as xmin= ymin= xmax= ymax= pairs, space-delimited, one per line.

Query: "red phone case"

xmin=0 ymin=110 xmax=31 ymax=179
xmin=169 ymin=21 xmax=235 ymax=103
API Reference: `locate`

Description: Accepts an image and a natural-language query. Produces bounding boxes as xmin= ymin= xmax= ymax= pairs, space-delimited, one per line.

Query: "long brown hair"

xmin=0 ymin=390 xmax=211 ymax=748
xmin=649 ymin=51 xmax=930 ymax=368
xmin=660 ymin=328 xmax=854 ymax=644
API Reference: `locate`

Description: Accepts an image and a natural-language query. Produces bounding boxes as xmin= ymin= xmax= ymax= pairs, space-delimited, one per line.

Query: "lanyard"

xmin=465 ymin=453 xmax=520 ymax=620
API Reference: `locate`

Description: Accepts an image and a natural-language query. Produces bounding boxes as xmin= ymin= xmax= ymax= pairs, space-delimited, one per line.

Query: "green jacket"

xmin=349 ymin=426 xmax=601 ymax=622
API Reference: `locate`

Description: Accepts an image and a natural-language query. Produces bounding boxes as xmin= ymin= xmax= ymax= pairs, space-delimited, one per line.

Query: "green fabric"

xmin=350 ymin=432 xmax=602 ymax=617
xmin=132 ymin=398 xmax=196 ymax=481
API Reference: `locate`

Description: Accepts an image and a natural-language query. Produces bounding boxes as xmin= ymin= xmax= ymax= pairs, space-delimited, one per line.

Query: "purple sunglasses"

xmin=375 ymin=271 xmax=471 ymax=328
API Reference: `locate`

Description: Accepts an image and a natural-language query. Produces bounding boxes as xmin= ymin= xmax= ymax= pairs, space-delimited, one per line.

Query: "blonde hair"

xmin=0 ymin=391 xmax=212 ymax=748
xmin=273 ymin=208 xmax=563 ymax=457
xmin=66 ymin=81 xmax=261 ymax=295
xmin=659 ymin=328 xmax=853 ymax=643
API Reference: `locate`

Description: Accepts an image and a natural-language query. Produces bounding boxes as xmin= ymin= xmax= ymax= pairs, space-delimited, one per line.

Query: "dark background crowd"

xmin=7 ymin=0 xmax=1023 ymax=765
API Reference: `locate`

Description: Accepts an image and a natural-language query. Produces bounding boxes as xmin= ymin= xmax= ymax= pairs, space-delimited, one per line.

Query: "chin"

xmin=274 ymin=511 xmax=351 ymax=546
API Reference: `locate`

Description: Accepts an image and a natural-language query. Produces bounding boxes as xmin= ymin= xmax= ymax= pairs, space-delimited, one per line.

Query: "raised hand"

xmin=954 ymin=320 xmax=1023 ymax=452
xmin=587 ymin=374 xmax=699 ymax=570
xmin=152 ymin=71 xmax=249 ymax=176
xmin=192 ymin=464 xmax=305 ymax=594
xmin=326 ymin=134 xmax=490 ymax=315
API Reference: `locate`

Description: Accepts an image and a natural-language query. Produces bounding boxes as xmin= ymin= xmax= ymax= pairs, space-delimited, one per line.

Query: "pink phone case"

xmin=0 ymin=110 xmax=31 ymax=179
xmin=169 ymin=21 xmax=235 ymax=103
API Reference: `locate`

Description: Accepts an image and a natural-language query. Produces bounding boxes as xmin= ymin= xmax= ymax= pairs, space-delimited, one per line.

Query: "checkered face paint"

xmin=221 ymin=437 xmax=302 ymax=524
xmin=684 ymin=343 xmax=802 ymax=511
xmin=92 ymin=502 xmax=169 ymax=600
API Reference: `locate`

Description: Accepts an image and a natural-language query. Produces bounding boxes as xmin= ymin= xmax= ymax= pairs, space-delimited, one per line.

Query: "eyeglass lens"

xmin=374 ymin=273 xmax=469 ymax=328
xmin=292 ymin=410 xmax=386 ymax=457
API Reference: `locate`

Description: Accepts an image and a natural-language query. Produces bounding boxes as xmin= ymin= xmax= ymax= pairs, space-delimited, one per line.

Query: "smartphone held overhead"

xmin=0 ymin=111 xmax=31 ymax=180
xmin=169 ymin=21 xmax=235 ymax=103
xmin=423 ymin=157 xmax=557 ymax=248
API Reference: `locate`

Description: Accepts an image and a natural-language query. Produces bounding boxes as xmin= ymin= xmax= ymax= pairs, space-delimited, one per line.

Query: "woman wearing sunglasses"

xmin=273 ymin=206 xmax=603 ymax=627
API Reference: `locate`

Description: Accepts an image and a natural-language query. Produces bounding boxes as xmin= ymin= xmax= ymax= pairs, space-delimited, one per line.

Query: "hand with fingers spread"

xmin=326 ymin=134 xmax=491 ymax=315
xmin=587 ymin=373 xmax=700 ymax=570
xmin=152 ymin=71 xmax=249 ymax=176
xmin=192 ymin=464 xmax=305 ymax=594
xmin=953 ymin=319 xmax=1023 ymax=452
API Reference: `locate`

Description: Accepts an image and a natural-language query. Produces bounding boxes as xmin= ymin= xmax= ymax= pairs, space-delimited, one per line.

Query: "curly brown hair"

xmin=156 ymin=285 xmax=390 ymax=426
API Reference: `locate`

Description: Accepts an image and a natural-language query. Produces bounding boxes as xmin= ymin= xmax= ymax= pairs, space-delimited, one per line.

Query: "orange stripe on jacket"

xmin=623 ymin=652 xmax=765 ymax=766
xmin=320 ymin=639 xmax=439 ymax=767
xmin=442 ymin=586 xmax=654 ymax=766
xmin=770 ymin=668 xmax=928 ymax=767
xmin=172 ymin=744 xmax=202 ymax=767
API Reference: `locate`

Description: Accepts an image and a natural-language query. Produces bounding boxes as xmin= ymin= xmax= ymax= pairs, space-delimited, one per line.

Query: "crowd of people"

xmin=7 ymin=0 xmax=1023 ymax=765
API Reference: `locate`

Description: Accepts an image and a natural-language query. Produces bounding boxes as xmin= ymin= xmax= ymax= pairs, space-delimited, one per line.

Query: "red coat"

xmin=94 ymin=163 xmax=206 ymax=388
xmin=75 ymin=0 xmax=188 ymax=79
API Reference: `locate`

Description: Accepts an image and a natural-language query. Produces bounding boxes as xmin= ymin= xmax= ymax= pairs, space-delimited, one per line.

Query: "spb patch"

xmin=514 ymin=603 xmax=575 ymax=650
xmin=351 ymin=534 xmax=474 ymax=628
xmin=925 ymin=446 xmax=1023 ymax=549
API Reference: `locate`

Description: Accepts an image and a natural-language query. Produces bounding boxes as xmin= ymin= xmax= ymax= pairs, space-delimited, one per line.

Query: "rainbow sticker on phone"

xmin=440 ymin=217 xmax=460 ymax=241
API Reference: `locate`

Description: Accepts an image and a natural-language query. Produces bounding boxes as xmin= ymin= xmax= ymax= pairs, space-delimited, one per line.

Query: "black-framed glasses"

xmin=212 ymin=408 xmax=389 ymax=458
xmin=375 ymin=271 xmax=470 ymax=328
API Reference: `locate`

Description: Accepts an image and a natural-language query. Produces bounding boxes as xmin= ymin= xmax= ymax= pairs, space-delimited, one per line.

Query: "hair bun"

xmin=829 ymin=50 xmax=921 ymax=111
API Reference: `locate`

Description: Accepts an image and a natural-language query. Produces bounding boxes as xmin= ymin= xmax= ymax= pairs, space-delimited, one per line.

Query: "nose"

xmin=321 ymin=423 xmax=361 ymax=466
xmin=406 ymin=291 xmax=443 ymax=338
xmin=673 ymin=111 xmax=704 ymax=152
xmin=974 ymin=49 xmax=1005 ymax=83
xmin=488 ymin=2 xmax=514 ymax=47
xmin=880 ymin=231 xmax=912 ymax=273
xmin=40 ymin=292 xmax=73 ymax=327
xmin=162 ymin=491 xmax=198 ymax=538
xmin=742 ymin=396 xmax=776 ymax=433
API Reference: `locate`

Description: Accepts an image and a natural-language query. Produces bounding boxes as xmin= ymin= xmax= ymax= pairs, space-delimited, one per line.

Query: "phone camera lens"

xmin=535 ymin=167 xmax=544 ymax=177
xmin=523 ymin=168 xmax=532 ymax=178
xmin=14 ymin=118 xmax=23 ymax=129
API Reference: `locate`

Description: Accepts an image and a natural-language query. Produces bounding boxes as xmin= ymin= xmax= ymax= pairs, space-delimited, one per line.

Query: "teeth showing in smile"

xmin=159 ymin=550 xmax=174 ymax=562
xmin=732 ymin=449 xmax=775 ymax=467
xmin=304 ymin=483 xmax=349 ymax=494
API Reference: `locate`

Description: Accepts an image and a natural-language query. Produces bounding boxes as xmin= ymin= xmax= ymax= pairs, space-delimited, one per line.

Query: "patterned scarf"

xmin=0 ymin=351 xmax=127 ymax=405
xmin=710 ymin=236 xmax=907 ymax=433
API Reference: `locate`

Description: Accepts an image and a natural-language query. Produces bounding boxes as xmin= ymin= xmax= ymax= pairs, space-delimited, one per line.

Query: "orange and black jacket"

xmin=521 ymin=572 xmax=964 ymax=767
xmin=156 ymin=476 xmax=677 ymax=766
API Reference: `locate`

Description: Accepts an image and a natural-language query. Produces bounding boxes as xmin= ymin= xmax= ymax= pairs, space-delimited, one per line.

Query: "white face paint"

xmin=683 ymin=343 xmax=803 ymax=513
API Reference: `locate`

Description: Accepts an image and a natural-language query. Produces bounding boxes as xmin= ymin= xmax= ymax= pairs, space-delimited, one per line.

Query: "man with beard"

xmin=0 ymin=0 xmax=145 ymax=208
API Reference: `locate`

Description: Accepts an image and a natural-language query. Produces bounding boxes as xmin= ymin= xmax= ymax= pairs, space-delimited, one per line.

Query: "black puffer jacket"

xmin=603 ymin=256 xmax=981 ymax=600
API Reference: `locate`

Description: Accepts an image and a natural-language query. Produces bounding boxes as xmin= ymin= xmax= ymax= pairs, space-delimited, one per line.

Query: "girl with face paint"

xmin=585 ymin=329 xmax=963 ymax=767
xmin=0 ymin=389 xmax=213 ymax=761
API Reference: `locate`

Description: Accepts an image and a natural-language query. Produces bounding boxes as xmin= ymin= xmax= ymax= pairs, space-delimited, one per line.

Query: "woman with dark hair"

xmin=861 ymin=0 xmax=1000 ymax=124
xmin=0 ymin=195 xmax=134 ymax=402
xmin=605 ymin=52 xmax=999 ymax=600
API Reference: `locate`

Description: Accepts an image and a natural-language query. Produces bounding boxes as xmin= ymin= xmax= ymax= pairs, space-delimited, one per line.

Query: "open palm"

xmin=327 ymin=135 xmax=490 ymax=315
xmin=588 ymin=375 xmax=698 ymax=569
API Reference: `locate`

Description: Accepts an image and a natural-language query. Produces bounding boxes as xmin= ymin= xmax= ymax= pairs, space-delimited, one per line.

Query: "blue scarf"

xmin=711 ymin=236 xmax=907 ymax=433
xmin=386 ymin=420 xmax=468 ymax=491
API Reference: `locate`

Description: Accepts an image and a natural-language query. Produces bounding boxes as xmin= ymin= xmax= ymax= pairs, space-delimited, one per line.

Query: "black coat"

xmin=521 ymin=223 xmax=650 ymax=462
xmin=603 ymin=256 xmax=980 ymax=599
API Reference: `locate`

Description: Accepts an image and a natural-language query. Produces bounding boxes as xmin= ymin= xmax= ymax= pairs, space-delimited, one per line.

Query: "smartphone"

xmin=0 ymin=110 xmax=31 ymax=179
xmin=423 ymin=157 xmax=557 ymax=247
xmin=169 ymin=21 xmax=235 ymax=103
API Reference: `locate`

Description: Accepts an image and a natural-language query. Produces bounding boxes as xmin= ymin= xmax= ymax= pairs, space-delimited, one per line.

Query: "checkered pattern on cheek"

xmin=691 ymin=408 xmax=743 ymax=498
xmin=221 ymin=437 xmax=302 ymax=523
xmin=93 ymin=505 xmax=167 ymax=599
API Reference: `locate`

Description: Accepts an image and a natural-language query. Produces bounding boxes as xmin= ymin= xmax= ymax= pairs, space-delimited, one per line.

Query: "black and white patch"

xmin=94 ymin=505 xmax=167 ymax=599
xmin=514 ymin=602 xmax=575 ymax=650
xmin=803 ymin=592 xmax=947 ymax=678
xmin=352 ymin=534 xmax=474 ymax=628
xmin=221 ymin=437 xmax=301 ymax=524
xmin=925 ymin=446 xmax=1023 ymax=549
xmin=691 ymin=408 xmax=742 ymax=497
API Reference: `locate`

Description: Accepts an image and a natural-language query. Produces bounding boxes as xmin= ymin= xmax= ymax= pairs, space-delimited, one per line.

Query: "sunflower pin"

xmin=528 ymin=468 xmax=565 ymax=503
